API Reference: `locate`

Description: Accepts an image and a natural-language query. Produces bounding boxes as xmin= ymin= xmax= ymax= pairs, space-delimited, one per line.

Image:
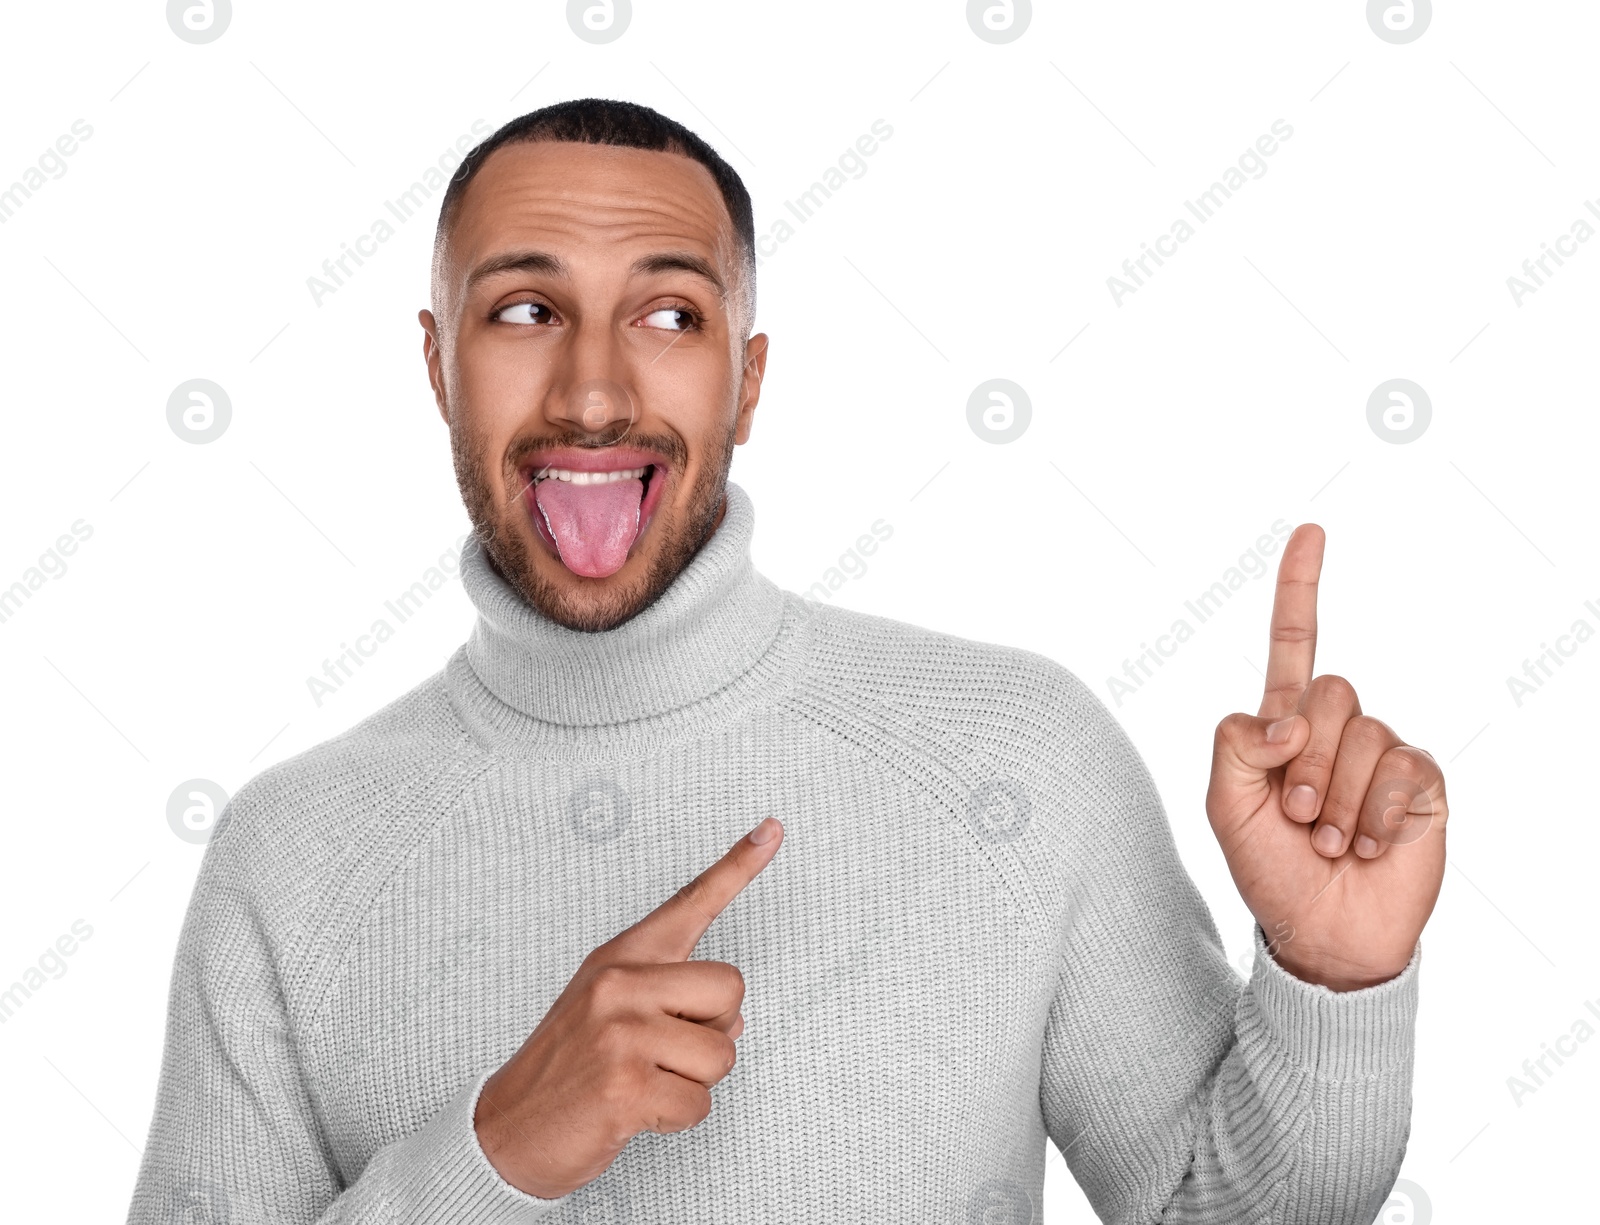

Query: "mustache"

xmin=502 ymin=428 xmax=689 ymax=502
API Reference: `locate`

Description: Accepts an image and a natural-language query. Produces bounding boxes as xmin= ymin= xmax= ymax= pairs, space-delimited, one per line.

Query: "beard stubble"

xmin=450 ymin=414 xmax=736 ymax=633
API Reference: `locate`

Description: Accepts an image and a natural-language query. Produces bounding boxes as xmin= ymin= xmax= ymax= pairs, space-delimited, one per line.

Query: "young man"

xmin=127 ymin=99 xmax=1447 ymax=1223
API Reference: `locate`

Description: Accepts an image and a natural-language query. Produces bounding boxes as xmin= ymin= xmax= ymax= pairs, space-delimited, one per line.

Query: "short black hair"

xmin=432 ymin=97 xmax=756 ymax=330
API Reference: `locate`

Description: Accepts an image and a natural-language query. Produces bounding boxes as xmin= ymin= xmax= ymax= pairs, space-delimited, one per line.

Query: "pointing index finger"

xmin=1259 ymin=523 xmax=1324 ymax=720
xmin=610 ymin=817 xmax=784 ymax=963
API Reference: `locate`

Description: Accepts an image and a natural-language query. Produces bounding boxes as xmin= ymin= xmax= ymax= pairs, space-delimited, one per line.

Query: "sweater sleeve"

xmin=1036 ymin=703 xmax=1419 ymax=1224
xmin=124 ymin=795 xmax=570 ymax=1224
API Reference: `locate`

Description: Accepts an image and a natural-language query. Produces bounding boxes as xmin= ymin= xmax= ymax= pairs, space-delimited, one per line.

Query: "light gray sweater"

xmin=125 ymin=481 xmax=1419 ymax=1224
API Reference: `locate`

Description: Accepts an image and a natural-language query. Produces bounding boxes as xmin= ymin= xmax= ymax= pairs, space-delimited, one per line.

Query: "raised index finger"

xmin=1259 ymin=523 xmax=1325 ymax=720
xmin=608 ymin=817 xmax=784 ymax=963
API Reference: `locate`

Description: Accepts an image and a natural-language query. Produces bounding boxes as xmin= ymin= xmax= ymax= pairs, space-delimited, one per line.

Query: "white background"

xmin=1 ymin=2 xmax=1595 ymax=1221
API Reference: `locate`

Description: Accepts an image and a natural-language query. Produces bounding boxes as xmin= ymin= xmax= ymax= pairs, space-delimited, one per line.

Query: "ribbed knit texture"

xmin=125 ymin=481 xmax=1419 ymax=1224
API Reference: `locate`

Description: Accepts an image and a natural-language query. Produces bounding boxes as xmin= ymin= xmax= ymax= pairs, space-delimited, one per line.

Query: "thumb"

xmin=1210 ymin=711 xmax=1311 ymax=796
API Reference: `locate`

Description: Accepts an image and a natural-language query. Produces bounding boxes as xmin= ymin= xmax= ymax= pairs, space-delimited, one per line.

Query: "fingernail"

xmin=1285 ymin=785 xmax=1317 ymax=818
xmin=1355 ymin=834 xmax=1380 ymax=858
xmin=749 ymin=818 xmax=775 ymax=845
xmin=1266 ymin=717 xmax=1295 ymax=744
xmin=1313 ymin=824 xmax=1343 ymax=856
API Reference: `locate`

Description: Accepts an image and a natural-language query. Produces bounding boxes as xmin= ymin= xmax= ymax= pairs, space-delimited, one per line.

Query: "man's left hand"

xmin=1206 ymin=524 xmax=1449 ymax=992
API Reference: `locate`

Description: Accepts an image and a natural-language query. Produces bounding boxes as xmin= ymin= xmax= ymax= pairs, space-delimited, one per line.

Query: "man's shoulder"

xmin=795 ymin=597 xmax=1126 ymax=756
xmin=179 ymin=667 xmax=488 ymax=1012
xmin=212 ymin=666 xmax=479 ymax=867
xmin=792 ymin=598 xmax=1166 ymax=889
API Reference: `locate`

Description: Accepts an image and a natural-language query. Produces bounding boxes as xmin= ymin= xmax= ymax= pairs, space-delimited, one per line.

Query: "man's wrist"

xmin=1265 ymin=935 xmax=1408 ymax=993
xmin=471 ymin=1073 xmax=573 ymax=1201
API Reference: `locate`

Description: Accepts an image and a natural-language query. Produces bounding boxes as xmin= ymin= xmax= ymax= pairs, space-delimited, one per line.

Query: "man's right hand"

xmin=472 ymin=816 xmax=785 ymax=1200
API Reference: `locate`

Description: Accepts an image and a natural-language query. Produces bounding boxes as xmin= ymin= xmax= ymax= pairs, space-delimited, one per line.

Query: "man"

xmin=127 ymin=98 xmax=1447 ymax=1223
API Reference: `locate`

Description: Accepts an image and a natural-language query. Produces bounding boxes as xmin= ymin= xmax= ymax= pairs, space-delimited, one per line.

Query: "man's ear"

xmin=419 ymin=309 xmax=449 ymax=424
xmin=733 ymin=332 xmax=769 ymax=445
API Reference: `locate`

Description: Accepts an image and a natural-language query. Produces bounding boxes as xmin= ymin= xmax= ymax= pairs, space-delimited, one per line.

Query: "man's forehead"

xmin=448 ymin=140 xmax=735 ymax=268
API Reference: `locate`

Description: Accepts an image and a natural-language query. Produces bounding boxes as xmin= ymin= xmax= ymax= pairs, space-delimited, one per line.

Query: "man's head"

xmin=421 ymin=98 xmax=768 ymax=633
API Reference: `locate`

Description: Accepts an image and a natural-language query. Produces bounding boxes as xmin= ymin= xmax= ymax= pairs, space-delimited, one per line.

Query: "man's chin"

xmin=491 ymin=538 xmax=665 ymax=634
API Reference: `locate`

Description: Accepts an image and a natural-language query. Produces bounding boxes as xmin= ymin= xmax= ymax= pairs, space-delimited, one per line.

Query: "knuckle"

xmin=592 ymin=1015 xmax=638 ymax=1060
xmin=599 ymin=1062 xmax=648 ymax=1118
xmin=1378 ymin=744 xmax=1432 ymax=786
xmin=711 ymin=960 xmax=746 ymax=1002
xmin=1343 ymin=715 xmax=1394 ymax=753
xmin=1318 ymin=793 xmax=1356 ymax=828
xmin=1215 ymin=712 xmax=1252 ymax=743
xmin=649 ymin=1086 xmax=711 ymax=1136
xmin=673 ymin=877 xmax=711 ymax=919
xmin=1311 ymin=673 xmax=1357 ymax=707
xmin=587 ymin=963 xmax=632 ymax=1004
xmin=1288 ymin=742 xmax=1334 ymax=776
xmin=685 ymin=1085 xmax=713 ymax=1127
xmin=601 ymin=1100 xmax=641 ymax=1149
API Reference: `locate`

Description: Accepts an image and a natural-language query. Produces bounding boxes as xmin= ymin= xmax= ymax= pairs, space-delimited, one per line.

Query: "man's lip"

xmin=520 ymin=447 xmax=670 ymax=480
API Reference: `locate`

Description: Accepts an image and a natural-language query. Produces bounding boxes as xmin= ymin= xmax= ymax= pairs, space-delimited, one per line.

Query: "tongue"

xmin=533 ymin=477 xmax=645 ymax=578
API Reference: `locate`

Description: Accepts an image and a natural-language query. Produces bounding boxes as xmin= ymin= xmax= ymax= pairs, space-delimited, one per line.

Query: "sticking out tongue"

xmin=533 ymin=477 xmax=645 ymax=578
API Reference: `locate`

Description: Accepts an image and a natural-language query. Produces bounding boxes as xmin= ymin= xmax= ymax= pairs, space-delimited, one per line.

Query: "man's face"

xmin=421 ymin=140 xmax=767 ymax=632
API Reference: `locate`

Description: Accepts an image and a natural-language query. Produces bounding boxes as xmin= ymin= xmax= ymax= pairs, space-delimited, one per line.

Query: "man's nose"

xmin=543 ymin=324 xmax=636 ymax=443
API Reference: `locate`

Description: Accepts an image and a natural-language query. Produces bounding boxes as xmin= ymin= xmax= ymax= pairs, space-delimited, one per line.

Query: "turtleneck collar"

xmin=448 ymin=481 xmax=797 ymax=740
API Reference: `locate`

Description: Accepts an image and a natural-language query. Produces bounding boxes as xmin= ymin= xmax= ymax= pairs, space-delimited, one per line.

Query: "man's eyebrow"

xmin=630 ymin=251 xmax=726 ymax=296
xmin=465 ymin=250 xmax=570 ymax=292
xmin=463 ymin=248 xmax=727 ymax=302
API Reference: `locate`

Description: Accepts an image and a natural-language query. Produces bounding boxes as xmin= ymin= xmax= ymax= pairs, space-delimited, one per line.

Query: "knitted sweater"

xmin=125 ymin=481 xmax=1419 ymax=1225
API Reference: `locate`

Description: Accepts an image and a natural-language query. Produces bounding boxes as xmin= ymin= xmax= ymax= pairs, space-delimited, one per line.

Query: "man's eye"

xmin=496 ymin=302 xmax=552 ymax=325
xmin=639 ymin=307 xmax=697 ymax=331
